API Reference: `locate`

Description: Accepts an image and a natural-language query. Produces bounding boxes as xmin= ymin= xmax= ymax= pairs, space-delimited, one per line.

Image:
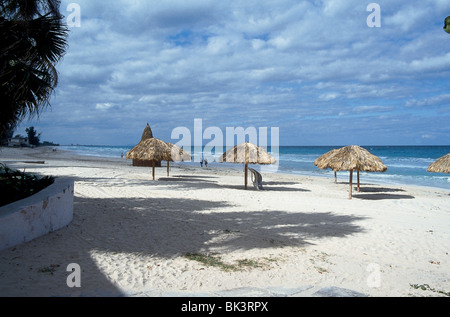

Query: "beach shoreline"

xmin=2 ymin=145 xmax=447 ymax=193
xmin=0 ymin=146 xmax=449 ymax=297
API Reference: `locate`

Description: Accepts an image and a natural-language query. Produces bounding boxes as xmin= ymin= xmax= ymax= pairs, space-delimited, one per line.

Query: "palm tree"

xmin=25 ymin=126 xmax=40 ymax=145
xmin=0 ymin=0 xmax=68 ymax=135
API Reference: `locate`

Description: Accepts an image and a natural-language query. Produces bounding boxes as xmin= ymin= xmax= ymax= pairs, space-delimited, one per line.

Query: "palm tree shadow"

xmin=72 ymin=195 xmax=366 ymax=256
xmin=0 ymin=196 xmax=366 ymax=297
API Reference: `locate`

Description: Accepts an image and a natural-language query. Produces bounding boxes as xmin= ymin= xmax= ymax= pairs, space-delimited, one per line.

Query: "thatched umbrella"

xmin=315 ymin=145 xmax=387 ymax=199
xmin=166 ymin=143 xmax=191 ymax=176
xmin=427 ymin=153 xmax=450 ymax=174
xmin=314 ymin=148 xmax=339 ymax=183
xmin=131 ymin=123 xmax=162 ymax=167
xmin=126 ymin=138 xmax=192 ymax=179
xmin=126 ymin=138 xmax=173 ymax=180
xmin=218 ymin=142 xmax=276 ymax=189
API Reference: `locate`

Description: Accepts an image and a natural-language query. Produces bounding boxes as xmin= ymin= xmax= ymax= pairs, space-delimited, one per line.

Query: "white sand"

xmin=0 ymin=146 xmax=449 ymax=297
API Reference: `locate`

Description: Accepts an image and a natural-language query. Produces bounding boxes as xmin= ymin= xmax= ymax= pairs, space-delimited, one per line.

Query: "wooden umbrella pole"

xmin=244 ymin=163 xmax=248 ymax=190
xmin=167 ymin=160 xmax=170 ymax=176
xmin=349 ymin=169 xmax=353 ymax=200
xmin=152 ymin=161 xmax=155 ymax=180
xmin=357 ymin=169 xmax=360 ymax=192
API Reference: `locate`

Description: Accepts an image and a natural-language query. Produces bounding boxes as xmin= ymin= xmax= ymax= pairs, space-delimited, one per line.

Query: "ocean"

xmin=58 ymin=145 xmax=450 ymax=190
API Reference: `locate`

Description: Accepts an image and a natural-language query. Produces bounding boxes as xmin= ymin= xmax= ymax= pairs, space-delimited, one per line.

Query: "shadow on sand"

xmin=159 ymin=174 xmax=310 ymax=192
xmin=352 ymin=185 xmax=414 ymax=200
xmin=332 ymin=181 xmax=415 ymax=200
xmin=353 ymin=193 xmax=415 ymax=200
xmin=0 ymin=194 xmax=366 ymax=296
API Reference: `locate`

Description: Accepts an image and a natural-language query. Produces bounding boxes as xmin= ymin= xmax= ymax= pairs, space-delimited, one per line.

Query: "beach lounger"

xmin=248 ymin=167 xmax=263 ymax=190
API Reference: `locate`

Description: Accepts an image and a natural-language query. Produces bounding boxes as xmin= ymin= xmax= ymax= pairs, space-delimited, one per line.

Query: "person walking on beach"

xmin=200 ymin=159 xmax=203 ymax=167
xmin=204 ymin=158 xmax=208 ymax=167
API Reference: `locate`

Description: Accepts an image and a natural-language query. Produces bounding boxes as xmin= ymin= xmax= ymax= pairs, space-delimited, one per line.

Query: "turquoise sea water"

xmin=59 ymin=145 xmax=450 ymax=190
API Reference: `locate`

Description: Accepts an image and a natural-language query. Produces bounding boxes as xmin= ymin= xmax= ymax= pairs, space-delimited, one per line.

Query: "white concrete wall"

xmin=0 ymin=178 xmax=74 ymax=251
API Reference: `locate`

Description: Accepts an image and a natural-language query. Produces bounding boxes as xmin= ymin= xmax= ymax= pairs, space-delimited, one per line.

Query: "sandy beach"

xmin=0 ymin=146 xmax=449 ymax=297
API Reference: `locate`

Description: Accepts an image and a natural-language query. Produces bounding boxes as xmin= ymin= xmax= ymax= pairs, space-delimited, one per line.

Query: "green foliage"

xmin=183 ymin=253 xmax=270 ymax=272
xmin=26 ymin=126 xmax=41 ymax=146
xmin=184 ymin=253 xmax=237 ymax=271
xmin=410 ymin=284 xmax=450 ymax=297
xmin=444 ymin=16 xmax=450 ymax=34
xmin=0 ymin=164 xmax=54 ymax=207
xmin=0 ymin=0 xmax=68 ymax=136
xmin=41 ymin=141 xmax=59 ymax=146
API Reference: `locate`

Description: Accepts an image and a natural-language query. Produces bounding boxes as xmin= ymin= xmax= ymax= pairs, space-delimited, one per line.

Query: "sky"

xmin=15 ymin=0 xmax=450 ymax=146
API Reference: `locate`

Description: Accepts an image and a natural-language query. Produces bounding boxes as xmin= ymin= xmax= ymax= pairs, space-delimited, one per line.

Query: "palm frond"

xmin=0 ymin=0 xmax=67 ymax=133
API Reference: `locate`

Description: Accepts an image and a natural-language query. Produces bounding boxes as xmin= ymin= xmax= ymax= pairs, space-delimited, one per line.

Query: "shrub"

xmin=0 ymin=164 xmax=54 ymax=207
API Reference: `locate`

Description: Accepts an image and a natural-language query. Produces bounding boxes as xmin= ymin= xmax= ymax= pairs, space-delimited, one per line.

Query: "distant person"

xmin=204 ymin=158 xmax=208 ymax=167
xmin=200 ymin=159 xmax=203 ymax=167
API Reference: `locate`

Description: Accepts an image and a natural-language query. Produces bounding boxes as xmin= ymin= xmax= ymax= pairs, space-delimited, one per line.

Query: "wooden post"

xmin=167 ymin=160 xmax=170 ymax=176
xmin=244 ymin=163 xmax=248 ymax=190
xmin=349 ymin=169 xmax=353 ymax=200
xmin=357 ymin=169 xmax=360 ymax=192
xmin=152 ymin=161 xmax=155 ymax=180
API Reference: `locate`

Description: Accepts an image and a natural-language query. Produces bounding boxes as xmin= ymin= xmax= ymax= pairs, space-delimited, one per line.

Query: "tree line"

xmin=0 ymin=126 xmax=59 ymax=146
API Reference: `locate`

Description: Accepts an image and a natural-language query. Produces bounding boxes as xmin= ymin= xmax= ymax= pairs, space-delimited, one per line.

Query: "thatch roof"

xmin=126 ymin=124 xmax=191 ymax=180
xmin=427 ymin=153 xmax=450 ymax=173
xmin=167 ymin=143 xmax=191 ymax=162
xmin=219 ymin=142 xmax=276 ymax=190
xmin=126 ymin=138 xmax=192 ymax=163
xmin=314 ymin=149 xmax=339 ymax=170
xmin=314 ymin=145 xmax=387 ymax=199
xmin=218 ymin=142 xmax=276 ymax=165
xmin=316 ymin=145 xmax=387 ymax=172
xmin=125 ymin=138 xmax=172 ymax=161
xmin=140 ymin=123 xmax=154 ymax=141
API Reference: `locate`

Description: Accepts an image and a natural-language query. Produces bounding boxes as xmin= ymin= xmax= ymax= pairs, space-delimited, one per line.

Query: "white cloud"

xmin=14 ymin=0 xmax=450 ymax=146
xmin=385 ymin=6 xmax=429 ymax=32
xmin=409 ymin=53 xmax=450 ymax=72
xmin=319 ymin=93 xmax=339 ymax=101
xmin=95 ymin=103 xmax=113 ymax=111
xmin=406 ymin=94 xmax=450 ymax=107
xmin=352 ymin=105 xmax=392 ymax=113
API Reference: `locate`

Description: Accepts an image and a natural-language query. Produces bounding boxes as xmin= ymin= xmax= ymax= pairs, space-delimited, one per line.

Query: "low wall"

xmin=0 ymin=178 xmax=74 ymax=251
